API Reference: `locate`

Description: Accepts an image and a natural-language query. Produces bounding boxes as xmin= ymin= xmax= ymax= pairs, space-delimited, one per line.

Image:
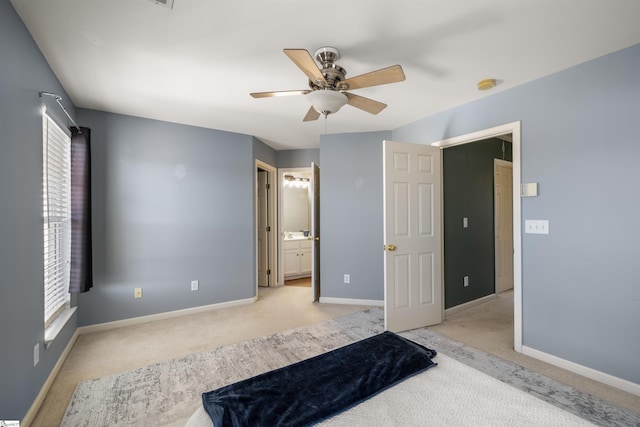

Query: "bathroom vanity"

xmin=283 ymin=235 xmax=312 ymax=279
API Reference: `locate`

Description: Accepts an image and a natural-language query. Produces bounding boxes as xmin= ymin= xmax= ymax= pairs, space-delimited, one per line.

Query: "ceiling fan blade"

xmin=284 ymin=49 xmax=327 ymax=85
xmin=303 ymin=106 xmax=321 ymax=122
xmin=344 ymin=92 xmax=387 ymax=115
xmin=250 ymin=90 xmax=310 ymax=98
xmin=342 ymin=65 xmax=405 ymax=91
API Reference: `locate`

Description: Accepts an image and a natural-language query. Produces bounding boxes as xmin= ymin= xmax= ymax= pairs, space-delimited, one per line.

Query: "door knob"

xmin=385 ymin=244 xmax=397 ymax=251
xmin=314 ymin=236 xmax=320 ymax=241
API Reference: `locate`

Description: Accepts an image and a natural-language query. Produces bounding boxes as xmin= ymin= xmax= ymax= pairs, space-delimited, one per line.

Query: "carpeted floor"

xmin=32 ymin=286 xmax=640 ymax=426
xmin=61 ymin=307 xmax=640 ymax=427
xmin=31 ymin=286 xmax=370 ymax=426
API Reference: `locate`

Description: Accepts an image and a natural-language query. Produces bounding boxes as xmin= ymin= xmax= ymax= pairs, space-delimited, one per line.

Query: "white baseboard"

xmin=78 ymin=296 xmax=258 ymax=334
xmin=319 ymin=296 xmax=383 ymax=306
xmin=22 ymin=329 xmax=80 ymax=427
xmin=522 ymin=345 xmax=640 ymax=397
xmin=445 ymin=293 xmax=497 ymax=317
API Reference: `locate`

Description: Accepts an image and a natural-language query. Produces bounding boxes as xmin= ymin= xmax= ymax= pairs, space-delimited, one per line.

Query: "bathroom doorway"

xmin=278 ymin=167 xmax=315 ymax=296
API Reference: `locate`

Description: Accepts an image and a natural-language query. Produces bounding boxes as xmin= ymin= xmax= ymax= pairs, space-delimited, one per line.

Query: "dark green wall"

xmin=443 ymin=138 xmax=512 ymax=309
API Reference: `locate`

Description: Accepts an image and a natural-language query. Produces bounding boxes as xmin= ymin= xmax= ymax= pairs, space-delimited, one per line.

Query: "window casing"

xmin=43 ymin=110 xmax=71 ymax=328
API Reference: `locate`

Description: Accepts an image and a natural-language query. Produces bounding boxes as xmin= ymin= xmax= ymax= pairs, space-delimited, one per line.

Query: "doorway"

xmin=433 ymin=121 xmax=522 ymax=352
xmin=278 ymin=167 xmax=313 ymax=290
xmin=495 ymin=158 xmax=514 ymax=293
xmin=277 ymin=164 xmax=320 ymax=301
xmin=256 ymin=161 xmax=277 ymax=289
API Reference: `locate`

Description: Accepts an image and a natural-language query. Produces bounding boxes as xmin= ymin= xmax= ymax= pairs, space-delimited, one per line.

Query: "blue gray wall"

xmin=319 ymin=131 xmax=391 ymax=300
xmin=0 ymin=1 xmax=78 ymax=418
xmin=77 ymin=109 xmax=256 ymax=326
xmin=253 ymin=137 xmax=277 ymax=166
xmin=392 ymin=44 xmax=640 ymax=383
xmin=277 ymin=148 xmax=320 ymax=168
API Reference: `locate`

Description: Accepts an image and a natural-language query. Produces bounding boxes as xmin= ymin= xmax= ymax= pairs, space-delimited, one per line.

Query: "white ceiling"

xmin=11 ymin=0 xmax=640 ymax=150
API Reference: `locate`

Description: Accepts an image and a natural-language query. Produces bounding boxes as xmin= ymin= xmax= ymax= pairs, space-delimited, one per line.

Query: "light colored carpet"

xmin=32 ymin=286 xmax=369 ymax=426
xmin=62 ymin=310 xmax=379 ymax=426
xmin=61 ymin=308 xmax=640 ymax=427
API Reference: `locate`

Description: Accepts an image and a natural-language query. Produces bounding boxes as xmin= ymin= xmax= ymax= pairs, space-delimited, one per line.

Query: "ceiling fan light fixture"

xmin=307 ymin=90 xmax=348 ymax=116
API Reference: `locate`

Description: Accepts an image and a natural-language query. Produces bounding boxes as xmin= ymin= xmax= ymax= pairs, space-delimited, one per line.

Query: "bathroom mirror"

xmin=281 ymin=172 xmax=311 ymax=232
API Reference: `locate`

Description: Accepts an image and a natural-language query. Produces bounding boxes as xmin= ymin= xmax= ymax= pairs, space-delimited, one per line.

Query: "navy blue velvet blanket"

xmin=201 ymin=331 xmax=437 ymax=427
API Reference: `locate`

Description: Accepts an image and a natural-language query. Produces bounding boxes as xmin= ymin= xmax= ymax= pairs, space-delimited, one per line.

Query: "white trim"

xmin=432 ymin=121 xmax=523 ymax=352
xmin=44 ymin=306 xmax=77 ymax=347
xmin=522 ymin=345 xmax=640 ymax=397
xmin=445 ymin=294 xmax=497 ymax=317
xmin=319 ymin=297 xmax=383 ymax=306
xmin=77 ymin=296 xmax=257 ymax=334
xmin=22 ymin=329 xmax=80 ymax=426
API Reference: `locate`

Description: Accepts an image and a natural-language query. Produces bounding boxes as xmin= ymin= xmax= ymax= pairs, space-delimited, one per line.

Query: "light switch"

xmin=525 ymin=219 xmax=549 ymax=234
xmin=463 ymin=217 xmax=468 ymax=228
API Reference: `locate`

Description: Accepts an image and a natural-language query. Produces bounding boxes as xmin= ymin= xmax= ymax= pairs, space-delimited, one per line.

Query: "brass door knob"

xmin=385 ymin=244 xmax=397 ymax=251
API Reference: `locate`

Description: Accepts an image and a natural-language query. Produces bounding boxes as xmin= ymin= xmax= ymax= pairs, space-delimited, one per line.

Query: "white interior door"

xmin=310 ymin=163 xmax=320 ymax=302
xmin=384 ymin=140 xmax=443 ymax=332
xmin=494 ymin=159 xmax=514 ymax=293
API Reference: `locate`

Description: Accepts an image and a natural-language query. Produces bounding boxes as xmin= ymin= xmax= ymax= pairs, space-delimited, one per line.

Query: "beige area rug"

xmin=61 ymin=308 xmax=640 ymax=427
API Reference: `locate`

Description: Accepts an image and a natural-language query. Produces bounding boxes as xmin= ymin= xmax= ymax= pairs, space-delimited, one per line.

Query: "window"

xmin=43 ymin=110 xmax=71 ymax=329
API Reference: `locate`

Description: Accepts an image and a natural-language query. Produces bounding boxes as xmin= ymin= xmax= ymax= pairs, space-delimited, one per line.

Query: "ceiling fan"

xmin=250 ymin=47 xmax=406 ymax=121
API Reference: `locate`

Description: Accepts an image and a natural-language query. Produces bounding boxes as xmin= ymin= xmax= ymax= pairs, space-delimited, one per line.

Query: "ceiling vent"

xmin=148 ymin=0 xmax=174 ymax=9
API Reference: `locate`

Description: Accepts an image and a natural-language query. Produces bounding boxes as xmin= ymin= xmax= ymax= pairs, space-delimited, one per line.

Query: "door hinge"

xmin=266 ymin=183 xmax=271 ymax=189
xmin=266 ymin=226 xmax=271 ymax=232
xmin=267 ymin=269 xmax=271 ymax=275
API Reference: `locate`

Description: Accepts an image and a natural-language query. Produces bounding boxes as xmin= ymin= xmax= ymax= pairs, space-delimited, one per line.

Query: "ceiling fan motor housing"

xmin=309 ymin=47 xmax=349 ymax=91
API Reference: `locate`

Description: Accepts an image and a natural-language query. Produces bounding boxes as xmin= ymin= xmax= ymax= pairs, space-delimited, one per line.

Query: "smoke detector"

xmin=477 ymin=78 xmax=497 ymax=91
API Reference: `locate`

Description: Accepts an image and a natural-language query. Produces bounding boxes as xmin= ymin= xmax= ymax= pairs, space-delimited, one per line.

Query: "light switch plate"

xmin=525 ymin=219 xmax=549 ymax=234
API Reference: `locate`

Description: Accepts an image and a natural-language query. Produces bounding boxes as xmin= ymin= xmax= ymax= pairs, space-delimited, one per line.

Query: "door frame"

xmin=255 ymin=160 xmax=278 ymax=292
xmin=432 ymin=121 xmax=522 ymax=352
xmin=310 ymin=163 xmax=321 ymax=302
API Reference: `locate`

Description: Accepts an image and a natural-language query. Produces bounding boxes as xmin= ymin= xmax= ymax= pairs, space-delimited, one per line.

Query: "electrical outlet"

xmin=344 ymin=274 xmax=350 ymax=284
xmin=134 ymin=287 xmax=143 ymax=298
xmin=34 ymin=343 xmax=39 ymax=367
xmin=463 ymin=276 xmax=469 ymax=287
xmin=191 ymin=280 xmax=199 ymax=291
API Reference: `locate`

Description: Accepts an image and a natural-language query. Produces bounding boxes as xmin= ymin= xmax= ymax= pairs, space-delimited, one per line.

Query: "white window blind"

xmin=43 ymin=110 xmax=71 ymax=328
